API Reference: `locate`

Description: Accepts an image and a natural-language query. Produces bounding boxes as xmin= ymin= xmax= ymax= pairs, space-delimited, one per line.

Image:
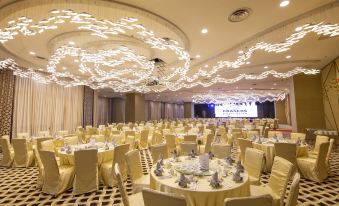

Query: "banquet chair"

xmin=290 ymin=132 xmax=306 ymax=141
xmin=112 ymin=130 xmax=121 ymax=135
xmin=17 ymin=133 xmax=29 ymax=139
xmin=162 ymin=129 xmax=171 ymax=135
xmin=308 ymin=135 xmax=329 ymax=158
xmin=165 ymin=134 xmax=177 ymax=153
xmin=150 ymin=132 xmax=163 ymax=145
xmin=199 ymin=133 xmax=214 ymax=154
xmin=126 ymin=135 xmax=136 ymax=150
xmin=231 ymin=132 xmax=243 ymax=147
xmin=124 ymin=130 xmax=135 ymax=140
xmin=224 ymin=194 xmax=273 ymax=206
xmin=250 ymin=156 xmax=294 ymax=206
xmin=325 ymin=139 xmax=335 ymax=171
xmin=139 ymin=130 xmax=149 ymax=149
xmin=125 ymin=150 xmax=150 ymax=193
xmin=183 ymin=135 xmax=197 ymax=143
xmin=33 ymin=147 xmax=44 ymax=188
xmin=231 ymin=128 xmax=242 ymax=133
xmin=101 ymin=144 xmax=130 ymax=187
xmin=274 ymin=143 xmax=297 ymax=174
xmin=112 ymin=134 xmax=125 ymax=144
xmin=12 ymin=138 xmax=34 ymax=167
xmin=142 ymin=188 xmax=187 ymax=206
xmin=211 ymin=144 xmax=231 ymax=159
xmin=73 ymin=149 xmax=98 ymax=195
xmin=180 ymin=142 xmax=198 ymax=155
xmin=36 ymin=138 xmax=53 ymax=151
xmin=238 ymin=138 xmax=253 ymax=164
xmin=64 ymin=136 xmax=79 ymax=145
xmin=285 ymin=173 xmax=300 ymax=206
xmin=247 ymin=130 xmax=260 ymax=139
xmin=244 ymin=148 xmax=265 ymax=185
xmin=297 ymin=142 xmax=329 ymax=182
xmin=267 ymin=131 xmax=283 ymax=139
xmin=0 ymin=136 xmax=14 ymax=167
xmin=38 ymin=131 xmax=50 ymax=137
xmin=92 ymin=134 xmax=105 ymax=143
xmin=57 ymin=130 xmax=69 ymax=137
xmin=85 ymin=125 xmax=93 ymax=130
xmin=203 ymin=128 xmax=211 ymax=136
xmin=113 ymin=163 xmax=144 ymax=206
xmin=150 ymin=144 xmax=168 ymax=163
xmin=40 ymin=139 xmax=56 ymax=152
xmin=39 ymin=150 xmax=75 ymax=196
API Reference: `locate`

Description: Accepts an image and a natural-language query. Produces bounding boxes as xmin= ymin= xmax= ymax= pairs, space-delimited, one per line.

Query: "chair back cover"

xmin=125 ymin=150 xmax=143 ymax=181
xmin=268 ymin=131 xmax=283 ymax=138
xmin=39 ymin=150 xmax=60 ymax=195
xmin=267 ymin=156 xmax=294 ymax=205
xmin=204 ymin=133 xmax=214 ymax=153
xmin=57 ymin=130 xmax=69 ymax=137
xmin=142 ymin=188 xmax=187 ymax=206
xmin=314 ymin=142 xmax=330 ymax=177
xmin=36 ymin=138 xmax=53 ymax=151
xmin=124 ymin=130 xmax=135 ymax=140
xmin=0 ymin=136 xmax=13 ymax=167
xmin=290 ymin=132 xmax=306 ymax=141
xmin=40 ymin=139 xmax=55 ymax=152
xmin=314 ymin=135 xmax=329 ymax=153
xmin=126 ymin=135 xmax=136 ymax=150
xmin=12 ymin=138 xmax=29 ymax=167
xmin=140 ymin=130 xmax=149 ymax=149
xmin=212 ymin=144 xmax=231 ymax=159
xmin=325 ymin=139 xmax=335 ymax=168
xmin=165 ymin=134 xmax=176 ymax=152
xmin=92 ymin=135 xmax=105 ymax=142
xmin=285 ymin=173 xmax=300 ymax=206
xmin=112 ymin=144 xmax=130 ymax=181
xmin=274 ymin=142 xmax=297 ymax=166
xmin=150 ymin=143 xmax=168 ymax=163
xmin=238 ymin=138 xmax=253 ymax=163
xmin=244 ymin=148 xmax=264 ymax=185
xmin=224 ymin=194 xmax=273 ymax=206
xmin=73 ymin=149 xmax=98 ymax=194
xmin=180 ymin=142 xmax=198 ymax=155
xmin=64 ymin=136 xmax=79 ymax=145
xmin=247 ymin=130 xmax=260 ymax=139
xmin=114 ymin=163 xmax=130 ymax=206
xmin=17 ymin=133 xmax=29 ymax=139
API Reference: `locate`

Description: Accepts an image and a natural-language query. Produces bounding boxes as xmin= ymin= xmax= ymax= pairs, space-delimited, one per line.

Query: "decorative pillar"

xmin=289 ymin=73 xmax=326 ymax=132
xmin=184 ymin=102 xmax=194 ymax=118
xmin=0 ymin=68 xmax=15 ymax=138
xmin=274 ymin=100 xmax=287 ymax=124
xmin=125 ymin=93 xmax=145 ymax=122
xmin=83 ymin=86 xmax=94 ymax=127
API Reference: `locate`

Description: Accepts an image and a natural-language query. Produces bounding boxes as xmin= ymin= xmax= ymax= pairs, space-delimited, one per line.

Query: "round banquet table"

xmin=58 ymin=143 xmax=114 ymax=166
xmin=252 ymin=139 xmax=308 ymax=171
xmin=150 ymin=156 xmax=250 ymax=206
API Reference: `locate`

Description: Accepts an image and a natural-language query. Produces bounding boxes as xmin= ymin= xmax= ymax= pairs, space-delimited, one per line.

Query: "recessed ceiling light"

xmin=236 ymin=86 xmax=239 ymax=89
xmin=69 ymin=41 xmax=75 ymax=45
xmin=195 ymin=54 xmax=201 ymax=58
xmin=271 ymin=88 xmax=274 ymax=90
xmin=286 ymin=55 xmax=292 ymax=59
xmin=246 ymin=62 xmax=250 ymax=64
xmin=250 ymin=88 xmax=253 ymax=90
xmin=201 ymin=28 xmax=208 ymax=34
xmin=264 ymin=66 xmax=268 ymax=69
xmin=133 ymin=64 xmax=137 ymax=68
xmin=62 ymin=66 xmax=67 ymax=70
xmin=204 ymin=64 xmax=209 ymax=68
xmin=280 ymin=0 xmax=290 ymax=7
xmin=238 ymin=50 xmax=244 ymax=54
xmin=38 ymin=68 xmax=43 ymax=71
xmin=273 ymin=83 xmax=277 ymax=86
xmin=29 ymin=51 xmax=36 ymax=55
xmin=74 ymin=59 xmax=79 ymax=63
xmin=295 ymin=27 xmax=302 ymax=32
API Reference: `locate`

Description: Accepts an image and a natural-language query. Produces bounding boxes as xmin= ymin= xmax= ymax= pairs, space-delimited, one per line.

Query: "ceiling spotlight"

xmin=69 ymin=41 xmax=75 ymax=45
xmin=286 ymin=55 xmax=292 ymax=59
xmin=280 ymin=0 xmax=290 ymax=7
xmin=264 ymin=66 xmax=268 ymax=69
xmin=246 ymin=61 xmax=250 ymax=64
xmin=201 ymin=28 xmax=208 ymax=34
xmin=29 ymin=51 xmax=36 ymax=55
xmin=195 ymin=54 xmax=201 ymax=58
xmin=74 ymin=59 xmax=79 ymax=63
xmin=238 ymin=50 xmax=244 ymax=54
xmin=133 ymin=64 xmax=137 ymax=68
xmin=236 ymin=86 xmax=239 ymax=89
xmin=273 ymin=83 xmax=277 ymax=86
xmin=271 ymin=88 xmax=274 ymax=90
xmin=204 ymin=64 xmax=209 ymax=68
xmin=250 ymin=88 xmax=253 ymax=90
xmin=62 ymin=66 xmax=67 ymax=70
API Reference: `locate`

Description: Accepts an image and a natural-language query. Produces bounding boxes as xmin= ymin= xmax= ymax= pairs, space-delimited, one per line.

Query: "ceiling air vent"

xmin=228 ymin=8 xmax=251 ymax=23
xmin=36 ymin=56 xmax=47 ymax=60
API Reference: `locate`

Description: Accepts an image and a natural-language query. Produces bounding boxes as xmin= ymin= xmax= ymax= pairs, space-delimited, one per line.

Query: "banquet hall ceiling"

xmin=0 ymin=0 xmax=339 ymax=102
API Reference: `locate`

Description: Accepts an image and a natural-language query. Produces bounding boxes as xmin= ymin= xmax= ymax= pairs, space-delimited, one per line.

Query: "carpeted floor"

xmin=0 ymin=148 xmax=338 ymax=206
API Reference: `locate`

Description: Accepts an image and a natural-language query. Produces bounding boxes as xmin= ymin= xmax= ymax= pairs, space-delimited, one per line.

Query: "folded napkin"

xmin=171 ymin=149 xmax=178 ymax=160
xmin=236 ymin=161 xmax=244 ymax=173
xmin=190 ymin=149 xmax=197 ymax=158
xmin=208 ymin=151 xmax=214 ymax=159
xmin=225 ymin=156 xmax=234 ymax=166
xmin=232 ymin=170 xmax=243 ymax=183
xmin=210 ymin=172 xmax=222 ymax=188
xmin=176 ymin=173 xmax=190 ymax=188
xmin=158 ymin=154 xmax=164 ymax=165
xmin=154 ymin=162 xmax=164 ymax=176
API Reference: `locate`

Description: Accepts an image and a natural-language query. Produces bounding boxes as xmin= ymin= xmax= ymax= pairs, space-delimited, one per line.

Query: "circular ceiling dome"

xmin=228 ymin=8 xmax=252 ymax=23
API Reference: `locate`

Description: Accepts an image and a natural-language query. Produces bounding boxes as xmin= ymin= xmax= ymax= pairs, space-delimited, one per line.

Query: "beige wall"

xmin=290 ymin=73 xmax=326 ymax=132
xmin=321 ymin=57 xmax=339 ymax=131
xmin=135 ymin=93 xmax=145 ymax=122
xmin=275 ymin=100 xmax=287 ymax=124
xmin=184 ymin=102 xmax=194 ymax=118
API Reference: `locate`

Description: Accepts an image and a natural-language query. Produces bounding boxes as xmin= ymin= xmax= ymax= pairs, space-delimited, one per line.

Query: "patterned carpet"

xmin=0 ymin=148 xmax=338 ymax=206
